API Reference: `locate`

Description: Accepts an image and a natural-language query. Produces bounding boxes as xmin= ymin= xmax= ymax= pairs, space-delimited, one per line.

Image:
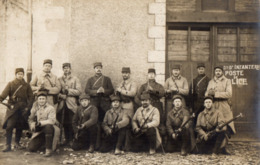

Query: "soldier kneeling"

xmin=28 ymin=89 xmax=60 ymax=157
xmin=165 ymin=95 xmax=196 ymax=156
xmin=99 ymin=94 xmax=130 ymax=154
xmin=196 ymin=96 xmax=228 ymax=155
xmin=71 ymin=94 xmax=98 ymax=153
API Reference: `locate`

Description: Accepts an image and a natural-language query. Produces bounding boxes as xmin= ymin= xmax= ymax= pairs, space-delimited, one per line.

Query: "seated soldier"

xmin=196 ymin=96 xmax=228 ymax=155
xmin=100 ymin=94 xmax=130 ymax=154
xmin=28 ymin=89 xmax=60 ymax=157
xmin=131 ymin=93 xmax=161 ymax=155
xmin=166 ymin=95 xmax=196 ymax=156
xmin=71 ymin=94 xmax=98 ymax=153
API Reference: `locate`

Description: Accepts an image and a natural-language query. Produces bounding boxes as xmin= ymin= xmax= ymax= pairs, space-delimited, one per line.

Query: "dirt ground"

xmin=0 ymin=132 xmax=260 ymax=165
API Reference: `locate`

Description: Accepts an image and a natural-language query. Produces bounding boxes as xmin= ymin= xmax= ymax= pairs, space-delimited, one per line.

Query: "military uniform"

xmin=190 ymin=63 xmax=210 ymax=124
xmin=196 ymin=106 xmax=227 ymax=154
xmin=205 ymin=67 xmax=235 ymax=134
xmin=131 ymin=94 xmax=161 ymax=154
xmin=71 ymin=94 xmax=98 ymax=151
xmin=30 ymin=60 xmax=61 ymax=106
xmin=100 ymin=95 xmax=130 ymax=153
xmin=28 ymin=91 xmax=60 ymax=157
xmin=57 ymin=63 xmax=82 ymax=143
xmin=164 ymin=69 xmax=189 ymax=115
xmin=166 ymin=96 xmax=196 ymax=155
xmin=0 ymin=68 xmax=34 ymax=151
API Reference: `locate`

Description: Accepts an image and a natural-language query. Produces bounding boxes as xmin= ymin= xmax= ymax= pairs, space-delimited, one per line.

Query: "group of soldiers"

xmin=0 ymin=59 xmax=236 ymax=157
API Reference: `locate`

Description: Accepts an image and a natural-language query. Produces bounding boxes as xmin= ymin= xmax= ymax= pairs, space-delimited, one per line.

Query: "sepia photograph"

xmin=0 ymin=0 xmax=259 ymax=164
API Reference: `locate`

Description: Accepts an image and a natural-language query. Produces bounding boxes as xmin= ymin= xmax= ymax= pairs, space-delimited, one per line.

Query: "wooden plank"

xmin=241 ymin=55 xmax=258 ymax=62
xmin=240 ymin=41 xmax=259 ymax=47
xmin=217 ymin=55 xmax=236 ymax=62
xmin=168 ymin=45 xmax=187 ymax=51
xmin=217 ymin=41 xmax=237 ymax=47
xmin=240 ymin=34 xmax=258 ymax=40
xmin=168 ymin=35 xmax=187 ymax=40
xmin=218 ymin=28 xmax=237 ymax=34
xmin=218 ymin=34 xmax=237 ymax=40
xmin=168 ymin=54 xmax=188 ymax=61
xmin=168 ymin=51 xmax=188 ymax=56
xmin=240 ymin=47 xmax=258 ymax=54
xmin=168 ymin=30 xmax=188 ymax=35
xmin=240 ymin=28 xmax=258 ymax=34
xmin=218 ymin=47 xmax=237 ymax=55
xmin=191 ymin=55 xmax=209 ymax=61
xmin=201 ymin=0 xmax=228 ymax=11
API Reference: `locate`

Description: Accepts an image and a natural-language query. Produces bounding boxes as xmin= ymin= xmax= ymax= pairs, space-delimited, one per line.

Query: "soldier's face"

xmin=148 ymin=73 xmax=156 ymax=80
xmin=141 ymin=99 xmax=150 ymax=108
xmin=112 ymin=100 xmax=120 ymax=109
xmin=173 ymin=99 xmax=182 ymax=108
xmin=197 ymin=67 xmax=205 ymax=75
xmin=122 ymin=72 xmax=130 ymax=80
xmin=16 ymin=72 xmax=24 ymax=80
xmin=215 ymin=68 xmax=223 ymax=78
xmin=204 ymin=99 xmax=213 ymax=109
xmin=172 ymin=69 xmax=180 ymax=77
xmin=94 ymin=66 xmax=102 ymax=74
xmin=38 ymin=96 xmax=47 ymax=106
xmin=43 ymin=64 xmax=52 ymax=73
xmin=63 ymin=66 xmax=71 ymax=75
xmin=80 ymin=99 xmax=90 ymax=107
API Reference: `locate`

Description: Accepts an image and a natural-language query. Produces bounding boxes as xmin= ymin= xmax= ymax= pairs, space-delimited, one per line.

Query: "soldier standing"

xmin=85 ymin=62 xmax=114 ymax=122
xmin=115 ymin=67 xmax=137 ymax=119
xmin=205 ymin=65 xmax=235 ymax=155
xmin=28 ymin=89 xmax=60 ymax=157
xmin=0 ymin=68 xmax=34 ymax=152
xmin=190 ymin=63 xmax=210 ymax=124
xmin=30 ymin=59 xmax=61 ymax=106
xmin=57 ymin=63 xmax=82 ymax=145
xmin=100 ymin=95 xmax=130 ymax=154
xmin=131 ymin=93 xmax=161 ymax=155
xmin=164 ymin=64 xmax=189 ymax=115
xmin=165 ymin=95 xmax=196 ymax=156
xmin=71 ymin=94 xmax=98 ymax=153
xmin=196 ymin=96 xmax=228 ymax=155
xmin=136 ymin=68 xmax=165 ymax=136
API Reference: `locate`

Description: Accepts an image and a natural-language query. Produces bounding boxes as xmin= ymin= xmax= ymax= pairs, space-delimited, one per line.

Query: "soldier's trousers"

xmin=71 ymin=124 xmax=97 ymax=151
xmin=165 ymin=128 xmax=191 ymax=153
xmin=28 ymin=124 xmax=54 ymax=151
xmin=90 ymin=97 xmax=111 ymax=122
xmin=5 ymin=112 xmax=23 ymax=146
xmin=99 ymin=127 xmax=127 ymax=152
xmin=130 ymin=127 xmax=157 ymax=152
xmin=197 ymin=131 xmax=226 ymax=154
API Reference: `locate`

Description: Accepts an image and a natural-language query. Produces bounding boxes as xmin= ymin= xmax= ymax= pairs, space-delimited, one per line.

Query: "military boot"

xmin=2 ymin=144 xmax=11 ymax=152
xmin=88 ymin=144 xmax=95 ymax=153
xmin=43 ymin=149 xmax=52 ymax=157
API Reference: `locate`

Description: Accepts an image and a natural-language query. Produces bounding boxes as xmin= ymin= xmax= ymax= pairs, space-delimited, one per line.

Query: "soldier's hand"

xmin=172 ymin=133 xmax=177 ymax=140
xmin=143 ymin=124 xmax=149 ymax=129
xmin=106 ymin=129 xmax=112 ymax=136
xmin=31 ymin=123 xmax=36 ymax=132
xmin=166 ymin=89 xmax=171 ymax=93
xmin=78 ymin=124 xmax=84 ymax=130
xmin=216 ymin=128 xmax=220 ymax=132
xmin=60 ymin=94 xmax=67 ymax=100
xmin=97 ymin=87 xmax=105 ymax=93
xmin=36 ymin=121 xmax=41 ymax=127
xmin=147 ymin=85 xmax=153 ymax=91
xmin=177 ymin=128 xmax=182 ymax=132
xmin=134 ymin=128 xmax=140 ymax=134
xmin=116 ymin=87 xmax=122 ymax=93
xmin=208 ymin=89 xmax=215 ymax=96
xmin=170 ymin=86 xmax=178 ymax=91
xmin=204 ymin=134 xmax=208 ymax=141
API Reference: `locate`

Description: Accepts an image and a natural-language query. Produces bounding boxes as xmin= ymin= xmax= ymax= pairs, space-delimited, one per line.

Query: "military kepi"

xmin=172 ymin=64 xmax=181 ymax=70
xmin=214 ymin=65 xmax=224 ymax=71
xmin=197 ymin=63 xmax=205 ymax=68
xmin=110 ymin=94 xmax=120 ymax=102
xmin=43 ymin=59 xmax=52 ymax=65
xmin=204 ymin=95 xmax=214 ymax=101
xmin=122 ymin=67 xmax=130 ymax=73
xmin=79 ymin=93 xmax=91 ymax=100
xmin=172 ymin=94 xmax=182 ymax=101
xmin=140 ymin=93 xmax=150 ymax=100
xmin=37 ymin=89 xmax=48 ymax=97
xmin=148 ymin=68 xmax=156 ymax=74
xmin=15 ymin=68 xmax=24 ymax=74
xmin=93 ymin=62 xmax=102 ymax=68
xmin=62 ymin=63 xmax=71 ymax=68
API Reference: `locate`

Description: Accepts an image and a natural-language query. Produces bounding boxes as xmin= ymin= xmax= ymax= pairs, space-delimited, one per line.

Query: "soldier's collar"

xmin=142 ymin=105 xmax=152 ymax=111
xmin=203 ymin=108 xmax=214 ymax=115
xmin=63 ymin=74 xmax=72 ymax=79
xmin=172 ymin=75 xmax=181 ymax=80
xmin=95 ymin=73 xmax=102 ymax=77
xmin=214 ymin=75 xmax=225 ymax=81
xmin=172 ymin=107 xmax=182 ymax=114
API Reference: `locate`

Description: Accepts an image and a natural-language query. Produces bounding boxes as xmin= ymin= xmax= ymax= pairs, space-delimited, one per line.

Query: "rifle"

xmin=104 ymin=114 xmax=120 ymax=138
xmin=165 ymin=77 xmax=179 ymax=99
xmin=174 ymin=113 xmax=195 ymax=137
xmin=134 ymin=109 xmax=155 ymax=138
xmin=207 ymin=113 xmax=243 ymax=137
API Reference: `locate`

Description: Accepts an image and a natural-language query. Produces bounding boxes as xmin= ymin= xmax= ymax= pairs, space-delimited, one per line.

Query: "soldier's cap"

xmin=93 ymin=62 xmax=102 ymax=69
xmin=62 ymin=63 xmax=71 ymax=68
xmin=140 ymin=93 xmax=150 ymax=100
xmin=204 ymin=96 xmax=214 ymax=101
xmin=110 ymin=94 xmax=121 ymax=102
xmin=122 ymin=67 xmax=130 ymax=73
xmin=148 ymin=68 xmax=156 ymax=74
xmin=15 ymin=68 xmax=24 ymax=74
xmin=172 ymin=64 xmax=181 ymax=70
xmin=43 ymin=59 xmax=52 ymax=65
xmin=197 ymin=63 xmax=205 ymax=68
xmin=214 ymin=65 xmax=224 ymax=71
xmin=79 ymin=93 xmax=90 ymax=100
xmin=37 ymin=88 xmax=49 ymax=97
xmin=172 ymin=95 xmax=182 ymax=101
